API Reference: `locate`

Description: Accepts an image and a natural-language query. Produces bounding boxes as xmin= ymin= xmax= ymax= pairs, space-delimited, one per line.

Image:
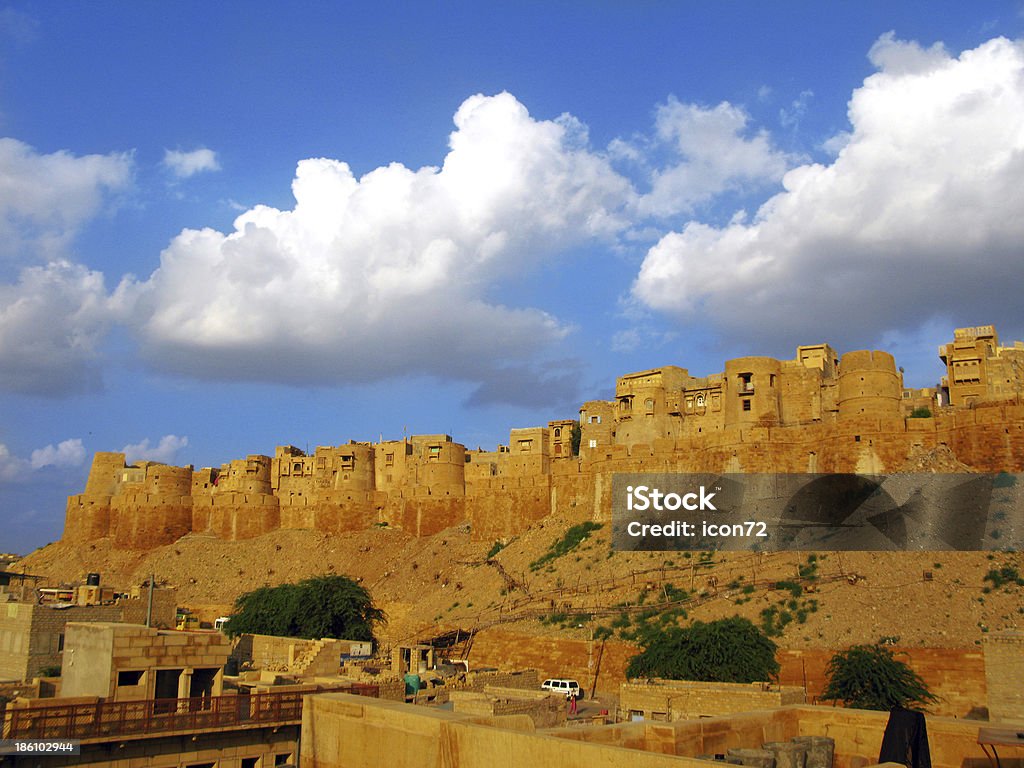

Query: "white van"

xmin=214 ymin=616 xmax=231 ymax=632
xmin=541 ymin=678 xmax=581 ymax=697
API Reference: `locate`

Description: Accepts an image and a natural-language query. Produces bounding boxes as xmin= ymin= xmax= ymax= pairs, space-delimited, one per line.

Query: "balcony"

xmin=1 ymin=683 xmax=377 ymax=743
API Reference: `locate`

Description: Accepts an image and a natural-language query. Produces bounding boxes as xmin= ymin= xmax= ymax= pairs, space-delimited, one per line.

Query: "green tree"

xmin=570 ymin=421 xmax=582 ymax=456
xmin=821 ymin=644 xmax=936 ymax=711
xmin=626 ymin=617 xmax=779 ymax=683
xmin=224 ymin=575 xmax=384 ymax=642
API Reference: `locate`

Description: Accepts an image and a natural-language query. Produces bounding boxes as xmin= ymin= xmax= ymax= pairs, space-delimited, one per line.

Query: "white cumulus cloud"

xmin=627 ymin=98 xmax=794 ymax=218
xmin=1 ymin=437 xmax=87 ymax=481
xmin=0 ymin=260 xmax=134 ymax=395
xmin=122 ymin=435 xmax=189 ymax=465
xmin=0 ymin=138 xmax=132 ymax=262
xmin=0 ymin=139 xmax=134 ymax=395
xmin=30 ymin=438 xmax=86 ymax=469
xmin=131 ymin=93 xmax=633 ymax=395
xmin=162 ymin=148 xmax=220 ymax=179
xmin=0 ymin=443 xmax=27 ymax=481
xmin=632 ymin=35 xmax=1024 ymax=350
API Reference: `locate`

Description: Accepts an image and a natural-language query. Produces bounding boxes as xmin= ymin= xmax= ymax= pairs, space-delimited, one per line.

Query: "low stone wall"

xmin=0 ymin=679 xmax=42 ymax=702
xmin=470 ymin=629 xmax=636 ymax=694
xmin=778 ymin=646 xmax=988 ymax=719
xmin=471 ymin=629 xmax=989 ymax=717
xmin=310 ymin=673 xmax=405 ymax=702
xmin=231 ymin=633 xmax=317 ymax=670
xmin=619 ymin=679 xmax=805 ymax=721
xmin=984 ymin=630 xmax=1024 ymax=723
xmin=446 ymin=668 xmax=539 ymax=693
xmin=450 ymin=686 xmax=566 ymax=728
xmin=117 ymin=589 xmax=177 ymax=629
xmin=536 ymin=705 xmax=990 ymax=768
xmin=306 ymin=695 xmax=994 ymax=768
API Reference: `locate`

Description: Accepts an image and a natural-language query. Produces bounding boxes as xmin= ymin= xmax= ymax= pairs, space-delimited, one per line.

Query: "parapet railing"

xmin=1 ymin=682 xmax=378 ymax=742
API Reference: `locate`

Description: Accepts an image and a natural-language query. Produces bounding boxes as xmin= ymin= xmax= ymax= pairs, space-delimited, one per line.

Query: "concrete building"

xmin=1 ymin=624 xmax=381 ymax=767
xmin=61 ymin=622 xmax=231 ymax=702
xmin=0 ymin=587 xmax=176 ymax=683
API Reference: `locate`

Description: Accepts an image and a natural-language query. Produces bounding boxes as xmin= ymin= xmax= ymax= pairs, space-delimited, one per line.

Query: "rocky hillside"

xmin=19 ymin=507 xmax=1024 ymax=652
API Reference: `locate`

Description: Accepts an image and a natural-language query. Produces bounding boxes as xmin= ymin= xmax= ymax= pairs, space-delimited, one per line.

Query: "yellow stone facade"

xmin=62 ymin=326 xmax=1024 ymax=548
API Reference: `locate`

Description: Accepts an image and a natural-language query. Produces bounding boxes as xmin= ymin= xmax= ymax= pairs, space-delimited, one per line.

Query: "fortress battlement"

xmin=62 ymin=326 xmax=1024 ymax=549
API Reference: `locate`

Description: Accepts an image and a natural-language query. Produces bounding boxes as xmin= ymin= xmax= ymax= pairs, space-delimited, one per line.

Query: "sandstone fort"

xmin=62 ymin=325 xmax=1024 ymax=550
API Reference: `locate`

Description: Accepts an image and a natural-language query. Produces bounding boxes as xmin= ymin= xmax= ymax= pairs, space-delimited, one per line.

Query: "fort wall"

xmin=61 ymin=327 xmax=1024 ymax=548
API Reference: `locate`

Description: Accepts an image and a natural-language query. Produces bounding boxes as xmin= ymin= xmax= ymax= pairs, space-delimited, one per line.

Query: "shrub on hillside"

xmin=223 ymin=575 xmax=384 ymax=642
xmin=626 ymin=616 xmax=779 ymax=683
xmin=821 ymin=644 xmax=936 ymax=711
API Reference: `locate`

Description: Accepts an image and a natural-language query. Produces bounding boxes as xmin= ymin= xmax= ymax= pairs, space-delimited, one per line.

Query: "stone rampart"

xmin=61 ymin=329 xmax=1024 ymax=549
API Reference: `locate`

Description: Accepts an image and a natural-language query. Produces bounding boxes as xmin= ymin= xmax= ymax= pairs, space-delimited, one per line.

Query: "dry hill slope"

xmin=20 ymin=509 xmax=1023 ymax=651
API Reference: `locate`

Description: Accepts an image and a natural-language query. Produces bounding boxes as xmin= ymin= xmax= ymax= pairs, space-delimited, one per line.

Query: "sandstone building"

xmin=939 ymin=324 xmax=1024 ymax=406
xmin=0 ymin=584 xmax=176 ymax=681
xmin=62 ymin=326 xmax=1024 ymax=549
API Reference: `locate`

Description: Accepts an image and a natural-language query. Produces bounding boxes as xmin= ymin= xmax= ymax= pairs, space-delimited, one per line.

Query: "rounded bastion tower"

xmin=110 ymin=463 xmax=194 ymax=549
xmin=837 ymin=350 xmax=901 ymax=418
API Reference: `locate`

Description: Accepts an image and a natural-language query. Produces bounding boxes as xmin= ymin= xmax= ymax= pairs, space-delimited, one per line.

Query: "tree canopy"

xmin=223 ymin=575 xmax=384 ymax=642
xmin=821 ymin=644 xmax=937 ymax=711
xmin=625 ymin=616 xmax=779 ymax=683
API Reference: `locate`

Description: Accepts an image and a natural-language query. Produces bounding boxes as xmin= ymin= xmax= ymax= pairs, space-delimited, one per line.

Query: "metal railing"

xmin=2 ymin=683 xmax=378 ymax=742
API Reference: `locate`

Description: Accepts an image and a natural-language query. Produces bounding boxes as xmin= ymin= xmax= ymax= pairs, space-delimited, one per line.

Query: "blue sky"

xmin=3 ymin=2 xmax=1024 ymax=553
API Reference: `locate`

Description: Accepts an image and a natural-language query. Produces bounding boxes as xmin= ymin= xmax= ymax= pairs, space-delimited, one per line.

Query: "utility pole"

xmin=146 ymin=573 xmax=154 ymax=628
